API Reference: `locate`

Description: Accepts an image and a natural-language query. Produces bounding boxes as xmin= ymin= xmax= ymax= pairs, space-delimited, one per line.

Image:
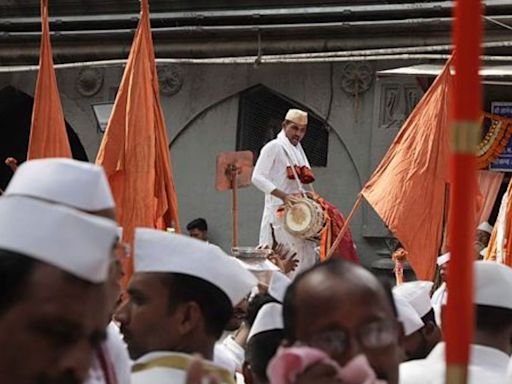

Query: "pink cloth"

xmin=477 ymin=170 xmax=504 ymax=224
xmin=267 ymin=346 xmax=386 ymax=384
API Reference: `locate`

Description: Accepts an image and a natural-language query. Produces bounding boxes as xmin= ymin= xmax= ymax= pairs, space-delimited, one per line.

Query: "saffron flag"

xmin=485 ymin=177 xmax=512 ymax=266
xmin=28 ymin=0 xmax=71 ymax=159
xmin=96 ymin=0 xmax=180 ymax=279
xmin=361 ymin=62 xmax=452 ymax=280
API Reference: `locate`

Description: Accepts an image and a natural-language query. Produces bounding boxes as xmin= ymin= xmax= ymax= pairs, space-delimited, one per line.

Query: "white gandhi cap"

xmin=5 ymin=158 xmax=115 ymax=211
xmin=134 ymin=229 xmax=258 ymax=306
xmin=268 ymin=271 xmax=291 ymax=303
xmin=285 ymin=109 xmax=308 ymax=126
xmin=474 ymin=261 xmax=512 ymax=309
xmin=393 ymin=280 xmax=434 ymax=318
xmin=477 ymin=222 xmax=493 ymax=234
xmin=248 ymin=303 xmax=284 ymax=341
xmin=393 ymin=294 xmax=424 ymax=336
xmin=0 ymin=196 xmax=117 ymax=283
xmin=437 ymin=253 xmax=450 ymax=266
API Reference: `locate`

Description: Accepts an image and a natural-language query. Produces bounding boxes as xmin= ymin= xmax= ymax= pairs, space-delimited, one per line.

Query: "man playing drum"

xmin=252 ymin=108 xmax=318 ymax=277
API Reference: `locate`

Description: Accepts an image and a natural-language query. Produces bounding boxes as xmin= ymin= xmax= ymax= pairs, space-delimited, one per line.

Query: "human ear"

xmin=176 ymin=302 xmax=202 ymax=335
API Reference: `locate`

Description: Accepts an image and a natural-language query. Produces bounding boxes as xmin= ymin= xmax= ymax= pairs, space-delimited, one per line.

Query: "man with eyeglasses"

xmin=281 ymin=259 xmax=404 ymax=384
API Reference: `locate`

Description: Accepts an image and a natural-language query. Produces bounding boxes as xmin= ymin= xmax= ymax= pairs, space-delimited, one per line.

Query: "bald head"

xmin=283 ymin=260 xmax=403 ymax=384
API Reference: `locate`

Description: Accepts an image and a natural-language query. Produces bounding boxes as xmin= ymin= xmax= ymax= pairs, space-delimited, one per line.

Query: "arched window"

xmin=236 ymin=85 xmax=329 ymax=167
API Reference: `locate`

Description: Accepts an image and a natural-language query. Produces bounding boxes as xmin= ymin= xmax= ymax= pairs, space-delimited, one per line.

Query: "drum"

xmin=283 ymin=197 xmax=326 ymax=241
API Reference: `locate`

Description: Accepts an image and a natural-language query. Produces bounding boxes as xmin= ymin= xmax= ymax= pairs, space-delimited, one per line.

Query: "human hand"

xmin=268 ymin=243 xmax=299 ymax=274
xmin=283 ymin=194 xmax=300 ymax=207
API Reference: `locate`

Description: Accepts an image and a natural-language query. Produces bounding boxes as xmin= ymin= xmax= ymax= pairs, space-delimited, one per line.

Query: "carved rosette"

xmin=340 ymin=62 xmax=374 ymax=96
xmin=76 ymin=67 xmax=104 ymax=97
xmin=157 ymin=65 xmax=184 ymax=96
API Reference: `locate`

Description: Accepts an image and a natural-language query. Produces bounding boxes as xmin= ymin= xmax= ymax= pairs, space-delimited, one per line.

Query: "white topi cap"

xmin=474 ymin=261 xmax=512 ymax=309
xmin=0 ymin=196 xmax=117 ymax=283
xmin=284 ymin=109 xmax=308 ymax=126
xmin=477 ymin=222 xmax=493 ymax=234
xmin=5 ymin=158 xmax=115 ymax=212
xmin=268 ymin=271 xmax=292 ymax=303
xmin=437 ymin=253 xmax=451 ymax=266
xmin=393 ymin=294 xmax=424 ymax=336
xmin=134 ymin=229 xmax=258 ymax=306
xmin=247 ymin=303 xmax=284 ymax=341
xmin=393 ymin=281 xmax=434 ymax=318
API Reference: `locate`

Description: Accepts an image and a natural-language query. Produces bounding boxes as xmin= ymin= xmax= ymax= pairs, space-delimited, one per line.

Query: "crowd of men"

xmin=1 ymin=109 xmax=512 ymax=384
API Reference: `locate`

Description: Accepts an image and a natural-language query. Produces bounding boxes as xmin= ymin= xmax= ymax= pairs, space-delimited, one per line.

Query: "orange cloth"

xmin=361 ymin=61 xmax=452 ymax=281
xmin=95 ymin=0 xmax=180 ymax=281
xmin=477 ymin=170 xmax=504 ymax=223
xmin=317 ymin=198 xmax=359 ymax=263
xmin=27 ymin=0 xmax=71 ymax=160
xmin=485 ymin=177 xmax=512 ymax=266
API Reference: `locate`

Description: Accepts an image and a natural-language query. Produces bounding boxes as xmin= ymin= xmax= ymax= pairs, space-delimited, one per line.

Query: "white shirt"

xmin=85 ymin=322 xmax=131 ymax=384
xmin=131 ymin=351 xmax=235 ymax=384
xmin=506 ymin=355 xmax=512 ymax=383
xmin=214 ymin=336 xmax=245 ymax=372
xmin=252 ymin=139 xmax=301 ymax=206
xmin=400 ymin=342 xmax=509 ymax=384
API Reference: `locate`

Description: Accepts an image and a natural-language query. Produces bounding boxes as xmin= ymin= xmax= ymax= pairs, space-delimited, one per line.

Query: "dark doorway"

xmin=0 ymin=85 xmax=88 ymax=190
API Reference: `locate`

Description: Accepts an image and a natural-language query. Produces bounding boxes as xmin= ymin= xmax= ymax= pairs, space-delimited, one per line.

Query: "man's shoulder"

xmin=132 ymin=351 xmax=235 ymax=384
xmin=399 ymin=358 xmax=443 ymax=384
xmin=261 ymin=138 xmax=281 ymax=150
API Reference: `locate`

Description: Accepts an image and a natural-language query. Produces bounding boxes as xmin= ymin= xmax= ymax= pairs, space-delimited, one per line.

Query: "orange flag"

xmin=96 ymin=0 xmax=180 ymax=279
xmin=28 ymin=0 xmax=71 ymax=160
xmin=485 ymin=177 xmax=512 ymax=266
xmin=361 ymin=62 xmax=452 ymax=280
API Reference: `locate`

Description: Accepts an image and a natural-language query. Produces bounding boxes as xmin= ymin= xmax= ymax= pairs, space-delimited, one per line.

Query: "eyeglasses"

xmin=297 ymin=319 xmax=399 ymax=355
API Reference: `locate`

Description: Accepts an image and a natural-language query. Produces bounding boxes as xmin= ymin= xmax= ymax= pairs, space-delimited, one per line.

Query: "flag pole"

xmin=445 ymin=0 xmax=481 ymax=382
xmin=326 ymin=194 xmax=363 ymax=259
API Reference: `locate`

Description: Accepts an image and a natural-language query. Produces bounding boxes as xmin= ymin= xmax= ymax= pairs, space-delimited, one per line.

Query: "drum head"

xmin=285 ymin=201 xmax=313 ymax=234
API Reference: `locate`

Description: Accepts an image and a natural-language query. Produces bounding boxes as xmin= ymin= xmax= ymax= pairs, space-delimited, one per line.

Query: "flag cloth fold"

xmin=28 ymin=0 xmax=71 ymax=159
xmin=361 ymin=62 xmax=452 ymax=280
xmin=96 ymin=0 xmax=180 ymax=279
xmin=485 ymin=177 xmax=512 ymax=266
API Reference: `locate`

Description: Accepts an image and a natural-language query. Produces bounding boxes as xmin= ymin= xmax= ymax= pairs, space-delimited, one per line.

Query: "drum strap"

xmin=280 ymin=147 xmax=314 ymax=195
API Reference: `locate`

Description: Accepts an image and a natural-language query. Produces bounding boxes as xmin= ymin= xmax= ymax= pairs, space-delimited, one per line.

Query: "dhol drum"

xmin=283 ymin=197 xmax=326 ymax=241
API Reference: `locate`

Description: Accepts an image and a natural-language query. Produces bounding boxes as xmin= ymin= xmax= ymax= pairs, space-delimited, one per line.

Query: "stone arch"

xmin=169 ymin=84 xmax=363 ymax=250
xmin=170 ymin=83 xmax=363 ymax=187
xmin=0 ymin=85 xmax=88 ymax=189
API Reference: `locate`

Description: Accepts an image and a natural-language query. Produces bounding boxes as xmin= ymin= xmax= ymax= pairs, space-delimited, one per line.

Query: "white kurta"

xmin=214 ymin=335 xmax=245 ymax=372
xmin=252 ymin=137 xmax=317 ymax=277
xmin=131 ymin=351 xmax=235 ymax=384
xmin=85 ymin=322 xmax=131 ymax=384
xmin=399 ymin=342 xmax=509 ymax=384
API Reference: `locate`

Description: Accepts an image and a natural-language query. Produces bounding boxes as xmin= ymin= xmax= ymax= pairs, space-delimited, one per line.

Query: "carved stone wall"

xmin=363 ymin=76 xmax=424 ymax=262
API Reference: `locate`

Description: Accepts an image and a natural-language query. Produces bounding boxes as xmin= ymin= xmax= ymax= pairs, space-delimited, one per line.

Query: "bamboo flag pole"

xmin=326 ymin=194 xmax=363 ymax=260
xmin=445 ymin=0 xmax=482 ymax=382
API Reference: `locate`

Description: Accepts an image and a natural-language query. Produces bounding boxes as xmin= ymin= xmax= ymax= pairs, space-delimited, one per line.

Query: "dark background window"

xmin=236 ymin=85 xmax=329 ymax=167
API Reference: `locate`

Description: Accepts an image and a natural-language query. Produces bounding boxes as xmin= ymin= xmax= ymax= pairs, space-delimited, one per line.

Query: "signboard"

xmin=489 ymin=102 xmax=512 ymax=172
